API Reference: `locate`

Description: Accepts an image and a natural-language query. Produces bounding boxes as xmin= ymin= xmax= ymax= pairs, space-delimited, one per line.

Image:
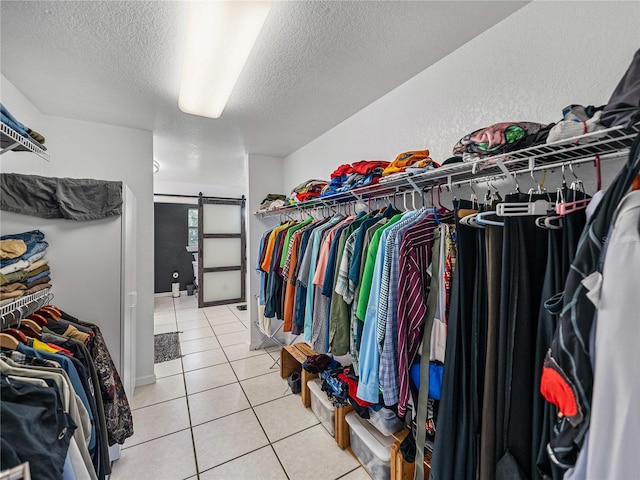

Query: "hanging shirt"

xmin=301 ymin=217 xmax=342 ymax=342
xmin=311 ymin=218 xmax=352 ymax=352
xmin=357 ymin=214 xmax=405 ymax=403
xmin=397 ymin=213 xmax=449 ymax=418
xmin=356 ymin=213 xmax=403 ymax=321
xmin=293 ymin=221 xmax=328 ymax=332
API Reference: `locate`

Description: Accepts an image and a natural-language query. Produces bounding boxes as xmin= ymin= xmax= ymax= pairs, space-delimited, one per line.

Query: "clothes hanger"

xmin=474 ymin=177 xmax=504 ymax=226
xmin=458 ymin=180 xmax=479 ymax=219
xmin=436 ymin=185 xmax=452 ymax=214
xmin=497 ymin=170 xmax=551 ymax=216
xmin=18 ymin=321 xmax=42 ymax=340
xmin=556 ymin=161 xmax=591 ymax=215
xmin=0 ymin=332 xmax=20 ymax=350
xmin=535 ymin=215 xmax=563 ymax=229
xmin=1 ymin=328 xmax=28 ymax=345
xmin=28 ymin=313 xmax=49 ymax=327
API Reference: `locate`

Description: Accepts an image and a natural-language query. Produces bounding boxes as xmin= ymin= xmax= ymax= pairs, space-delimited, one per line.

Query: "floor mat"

xmin=154 ymin=332 xmax=181 ymax=363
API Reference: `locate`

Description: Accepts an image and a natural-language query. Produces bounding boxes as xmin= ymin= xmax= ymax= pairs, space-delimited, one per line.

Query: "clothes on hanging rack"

xmin=0 ymin=305 xmax=134 ymax=480
xmin=257 ymin=133 xmax=639 ymax=480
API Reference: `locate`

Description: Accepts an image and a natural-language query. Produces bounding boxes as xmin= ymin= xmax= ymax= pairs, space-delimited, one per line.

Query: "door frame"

xmin=197 ymin=194 xmax=246 ymax=308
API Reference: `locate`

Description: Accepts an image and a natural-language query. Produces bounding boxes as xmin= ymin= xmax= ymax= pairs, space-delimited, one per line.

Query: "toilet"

xmin=186 ymin=246 xmax=198 ymax=286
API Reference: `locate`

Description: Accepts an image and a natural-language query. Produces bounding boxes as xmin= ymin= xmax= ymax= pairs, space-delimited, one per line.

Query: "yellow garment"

xmin=0 ymin=240 xmax=27 ymax=260
xmin=63 ymin=325 xmax=90 ymax=344
xmin=32 ymin=338 xmax=60 ymax=354
xmin=382 ymin=149 xmax=433 ymax=176
xmin=25 ymin=259 xmax=48 ymax=272
xmin=415 ymin=158 xmax=440 ymax=169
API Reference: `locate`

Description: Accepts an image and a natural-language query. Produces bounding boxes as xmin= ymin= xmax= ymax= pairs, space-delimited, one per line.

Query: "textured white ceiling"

xmin=0 ymin=1 xmax=527 ymax=185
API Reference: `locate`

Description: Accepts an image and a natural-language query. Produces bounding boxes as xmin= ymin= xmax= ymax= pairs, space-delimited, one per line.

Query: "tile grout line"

xmin=334 ymin=466 xmax=363 ymax=479
xmin=153 ymin=303 xmax=320 ymax=479
xmin=174 ymin=298 xmax=202 ymax=480
xmin=205 ymin=308 xmax=292 ymax=479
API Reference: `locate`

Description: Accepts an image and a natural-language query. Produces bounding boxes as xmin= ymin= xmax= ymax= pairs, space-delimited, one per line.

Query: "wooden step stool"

xmin=279 ymin=342 xmax=319 ymax=407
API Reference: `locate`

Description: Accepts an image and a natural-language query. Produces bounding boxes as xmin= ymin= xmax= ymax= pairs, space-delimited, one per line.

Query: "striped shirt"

xmin=397 ymin=214 xmax=449 ymax=418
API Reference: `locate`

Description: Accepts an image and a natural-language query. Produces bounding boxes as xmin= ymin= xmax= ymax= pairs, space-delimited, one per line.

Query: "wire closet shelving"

xmin=0 ymin=122 xmax=50 ymax=161
xmin=255 ymin=124 xmax=640 ymax=217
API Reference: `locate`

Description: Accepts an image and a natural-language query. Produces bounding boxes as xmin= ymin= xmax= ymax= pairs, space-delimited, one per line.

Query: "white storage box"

xmin=345 ymin=411 xmax=395 ymax=480
xmin=367 ymin=406 xmax=404 ymax=436
xmin=308 ymin=378 xmax=336 ymax=436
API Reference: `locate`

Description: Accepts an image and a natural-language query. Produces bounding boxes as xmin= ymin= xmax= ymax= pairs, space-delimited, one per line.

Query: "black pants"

xmin=496 ymin=193 xmax=549 ymax=479
xmin=479 ymin=223 xmax=503 ymax=480
xmin=431 ymin=199 xmax=477 ymax=480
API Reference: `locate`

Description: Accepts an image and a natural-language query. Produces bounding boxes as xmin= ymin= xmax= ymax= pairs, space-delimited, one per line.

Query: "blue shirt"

xmin=303 ymin=217 xmax=342 ymax=341
xmin=18 ymin=343 xmax=96 ymax=450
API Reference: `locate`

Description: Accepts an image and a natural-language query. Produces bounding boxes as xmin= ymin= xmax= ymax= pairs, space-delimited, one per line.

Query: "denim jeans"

xmin=0 ymin=231 xmax=47 ymax=267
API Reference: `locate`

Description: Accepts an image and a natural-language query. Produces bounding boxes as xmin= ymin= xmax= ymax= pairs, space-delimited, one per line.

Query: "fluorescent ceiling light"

xmin=178 ymin=1 xmax=272 ymax=119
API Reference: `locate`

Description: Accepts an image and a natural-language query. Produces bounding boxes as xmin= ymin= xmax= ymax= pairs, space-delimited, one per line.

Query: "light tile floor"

xmin=110 ymin=295 xmax=371 ymax=480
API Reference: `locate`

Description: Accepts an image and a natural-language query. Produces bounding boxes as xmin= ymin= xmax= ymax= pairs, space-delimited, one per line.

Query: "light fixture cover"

xmin=178 ymin=1 xmax=272 ymax=119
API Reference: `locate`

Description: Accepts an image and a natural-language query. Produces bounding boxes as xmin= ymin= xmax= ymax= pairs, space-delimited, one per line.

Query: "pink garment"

xmin=312 ymin=216 xmax=354 ymax=286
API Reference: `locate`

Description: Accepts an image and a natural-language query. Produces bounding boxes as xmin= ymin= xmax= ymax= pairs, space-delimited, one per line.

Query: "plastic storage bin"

xmin=367 ymin=406 xmax=405 ymax=436
xmin=345 ymin=411 xmax=395 ymax=480
xmin=308 ymin=378 xmax=336 ymax=436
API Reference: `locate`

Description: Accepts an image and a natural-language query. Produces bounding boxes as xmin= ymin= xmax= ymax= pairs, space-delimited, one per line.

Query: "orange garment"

xmin=260 ymin=222 xmax=292 ymax=272
xmin=382 ymin=149 xmax=433 ymax=176
xmin=283 ymin=231 xmax=303 ymax=331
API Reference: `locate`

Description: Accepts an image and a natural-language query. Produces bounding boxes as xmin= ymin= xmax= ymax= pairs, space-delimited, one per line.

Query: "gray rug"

xmin=154 ymin=332 xmax=181 ymax=363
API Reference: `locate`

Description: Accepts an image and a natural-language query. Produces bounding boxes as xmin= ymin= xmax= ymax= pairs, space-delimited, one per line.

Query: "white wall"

xmin=283 ymin=2 xmax=640 ymax=189
xmin=1 ymin=75 xmax=156 ymax=387
xmin=246 ymin=154 xmax=291 ymax=348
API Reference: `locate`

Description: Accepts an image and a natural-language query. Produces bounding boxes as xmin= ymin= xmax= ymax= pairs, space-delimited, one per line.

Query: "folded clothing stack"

xmin=0 ymin=230 xmax=51 ymax=305
xmin=259 ymin=193 xmax=287 ymax=211
xmin=380 ymin=150 xmax=439 ymax=181
xmin=320 ymin=160 xmax=390 ymax=197
xmin=1 ymin=103 xmax=47 ymax=150
xmin=453 ymin=121 xmax=551 ymax=162
xmin=546 ymin=104 xmax=606 ymax=144
xmin=287 ymin=179 xmax=329 ymax=203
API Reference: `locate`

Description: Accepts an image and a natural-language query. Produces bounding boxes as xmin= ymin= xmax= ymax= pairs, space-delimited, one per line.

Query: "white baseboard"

xmin=135 ymin=374 xmax=157 ymax=387
xmin=154 ymin=291 xmax=189 ymax=297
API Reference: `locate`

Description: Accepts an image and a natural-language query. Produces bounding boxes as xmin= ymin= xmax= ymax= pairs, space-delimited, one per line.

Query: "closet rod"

xmin=447 ymin=149 xmax=625 ymax=191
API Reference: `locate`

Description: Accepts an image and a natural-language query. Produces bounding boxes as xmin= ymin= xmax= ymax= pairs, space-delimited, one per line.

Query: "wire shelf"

xmin=0 ymin=122 xmax=50 ymax=161
xmin=0 ymin=287 xmax=52 ymax=329
xmin=255 ymin=124 xmax=639 ymax=217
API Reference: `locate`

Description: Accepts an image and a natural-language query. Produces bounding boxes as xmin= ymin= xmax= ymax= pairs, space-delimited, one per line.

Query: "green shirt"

xmin=356 ymin=213 xmax=403 ymax=321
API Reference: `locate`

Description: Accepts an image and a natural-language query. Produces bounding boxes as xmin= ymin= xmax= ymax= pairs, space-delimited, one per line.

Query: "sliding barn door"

xmin=198 ymin=196 xmax=246 ymax=307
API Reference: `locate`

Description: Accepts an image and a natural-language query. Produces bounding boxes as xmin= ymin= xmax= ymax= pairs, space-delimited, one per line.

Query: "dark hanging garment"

xmin=264 ymin=227 xmax=288 ymax=319
xmin=600 ymin=49 xmax=640 ymax=128
xmin=532 ymin=228 xmax=564 ymax=480
xmin=61 ymin=310 xmax=134 ymax=446
xmin=479 ymin=222 xmax=503 ymax=480
xmin=532 ymin=192 xmax=587 ymax=480
xmin=495 ymin=193 xmax=550 ymax=479
xmin=540 ymin=134 xmax=640 ymax=469
xmin=431 ymin=199 xmax=477 ymax=480
xmin=471 ymin=213 xmax=488 ymax=473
